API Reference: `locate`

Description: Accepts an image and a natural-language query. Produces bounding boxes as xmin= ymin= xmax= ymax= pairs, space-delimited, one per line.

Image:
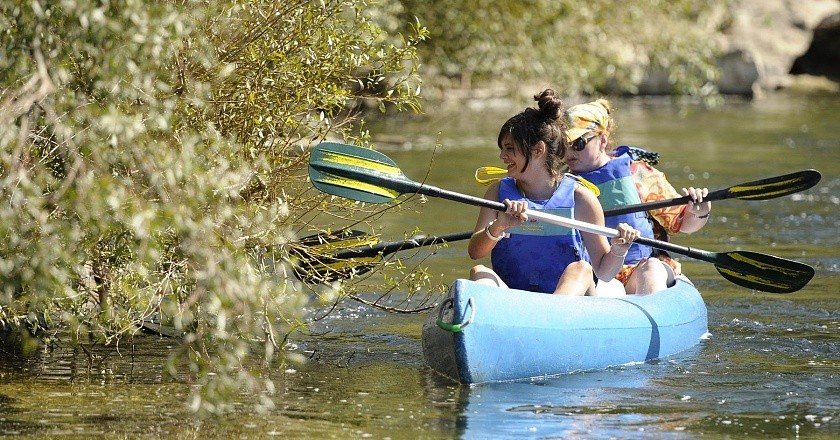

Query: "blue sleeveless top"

xmin=578 ymin=152 xmax=655 ymax=264
xmin=490 ymin=176 xmax=588 ymax=293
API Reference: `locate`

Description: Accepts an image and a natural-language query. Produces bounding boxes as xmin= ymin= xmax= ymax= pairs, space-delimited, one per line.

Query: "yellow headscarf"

xmin=565 ymin=101 xmax=610 ymax=143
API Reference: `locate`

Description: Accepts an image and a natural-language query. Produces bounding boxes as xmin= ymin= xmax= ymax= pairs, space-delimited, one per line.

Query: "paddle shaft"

xmin=355 ymin=171 xmax=721 ymax=263
xmin=331 ymin=231 xmax=474 ymax=260
xmin=500 ymin=202 xmax=719 ymax=262
xmin=324 ymin=220 xmax=717 ymax=265
xmin=329 ymin=229 xmax=713 ymax=263
xmin=318 ymin=169 xmax=822 ymax=257
xmin=606 ymin=189 xmax=727 ymax=216
xmin=311 ymin=165 xmax=811 ymax=266
xmin=408 ymin=169 xmax=822 ymax=253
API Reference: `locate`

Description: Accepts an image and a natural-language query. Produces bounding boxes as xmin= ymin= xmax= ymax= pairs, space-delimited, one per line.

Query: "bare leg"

xmin=470 ymin=264 xmax=509 ymax=288
xmin=553 ymin=260 xmax=596 ymax=296
xmin=625 ymin=258 xmax=669 ymax=295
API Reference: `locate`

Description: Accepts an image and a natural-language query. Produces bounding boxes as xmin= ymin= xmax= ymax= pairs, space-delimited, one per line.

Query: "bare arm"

xmin=574 ymin=185 xmax=637 ymax=280
xmin=678 ymin=186 xmax=711 ymax=233
xmin=467 ymin=182 xmax=526 ymax=259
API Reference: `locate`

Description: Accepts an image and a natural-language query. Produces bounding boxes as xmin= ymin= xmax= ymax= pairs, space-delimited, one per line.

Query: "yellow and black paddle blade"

xmin=296 ymin=229 xmax=380 ymax=255
xmin=713 ymin=250 xmax=815 ymax=294
xmin=309 ymin=142 xmax=420 ymax=204
xmin=726 ymin=169 xmax=821 ymax=200
xmin=309 ymin=141 xmax=510 ymax=210
xmin=292 ymin=252 xmax=382 ymax=284
xmin=637 ymin=237 xmax=814 ymax=294
xmin=288 ymin=230 xmax=382 ymax=284
xmin=606 ymin=169 xmax=822 ymax=216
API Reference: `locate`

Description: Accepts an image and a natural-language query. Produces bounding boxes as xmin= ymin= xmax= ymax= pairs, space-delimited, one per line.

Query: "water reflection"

xmin=453 ymin=368 xmax=656 ymax=439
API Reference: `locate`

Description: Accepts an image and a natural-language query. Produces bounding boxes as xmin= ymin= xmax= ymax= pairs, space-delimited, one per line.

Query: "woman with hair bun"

xmin=467 ymin=89 xmax=639 ymax=296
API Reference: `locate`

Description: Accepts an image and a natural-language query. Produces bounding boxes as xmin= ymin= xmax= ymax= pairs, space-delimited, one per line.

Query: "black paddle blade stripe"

xmin=295 ymin=264 xmax=377 ymax=284
xmin=295 ymin=260 xmax=379 ymax=284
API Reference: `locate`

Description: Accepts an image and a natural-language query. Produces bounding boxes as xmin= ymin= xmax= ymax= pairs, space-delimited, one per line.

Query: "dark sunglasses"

xmin=571 ymin=133 xmax=597 ymax=151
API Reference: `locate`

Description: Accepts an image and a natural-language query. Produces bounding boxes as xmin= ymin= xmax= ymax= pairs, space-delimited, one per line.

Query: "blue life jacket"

xmin=578 ymin=151 xmax=655 ymax=264
xmin=491 ymin=176 xmax=588 ymax=293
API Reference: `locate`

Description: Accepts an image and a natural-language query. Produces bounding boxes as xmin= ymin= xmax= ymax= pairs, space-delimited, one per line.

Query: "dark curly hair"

xmin=497 ymin=89 xmax=568 ymax=178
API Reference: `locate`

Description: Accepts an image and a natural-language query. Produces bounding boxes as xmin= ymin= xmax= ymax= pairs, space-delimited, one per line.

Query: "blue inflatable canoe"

xmin=421 ymin=278 xmax=708 ymax=383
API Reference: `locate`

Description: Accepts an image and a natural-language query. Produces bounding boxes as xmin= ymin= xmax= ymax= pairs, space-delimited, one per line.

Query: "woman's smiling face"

xmin=499 ymin=132 xmax=528 ymax=176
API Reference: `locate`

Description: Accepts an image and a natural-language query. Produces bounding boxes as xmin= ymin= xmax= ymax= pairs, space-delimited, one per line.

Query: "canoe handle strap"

xmin=436 ymin=297 xmax=475 ymax=333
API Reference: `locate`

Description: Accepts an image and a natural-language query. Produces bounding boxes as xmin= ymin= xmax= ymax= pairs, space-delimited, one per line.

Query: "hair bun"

xmin=534 ymin=89 xmax=563 ymax=121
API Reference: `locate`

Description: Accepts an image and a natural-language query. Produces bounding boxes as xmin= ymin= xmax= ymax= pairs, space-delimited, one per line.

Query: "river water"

xmin=1 ymin=93 xmax=838 ymax=438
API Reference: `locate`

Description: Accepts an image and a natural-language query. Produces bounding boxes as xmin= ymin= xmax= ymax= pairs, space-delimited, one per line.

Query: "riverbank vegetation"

xmin=1 ymin=0 xmax=425 ymax=412
xmin=394 ymin=0 xmax=726 ymax=99
xmin=1 ymin=0 xmax=725 ymax=412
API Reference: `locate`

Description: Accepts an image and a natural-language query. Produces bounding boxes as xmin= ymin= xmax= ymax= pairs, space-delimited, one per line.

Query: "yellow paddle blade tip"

xmin=474 ymin=166 xmax=507 ymax=185
xmin=473 ymin=167 xmax=600 ymax=197
xmin=566 ymin=173 xmax=600 ymax=197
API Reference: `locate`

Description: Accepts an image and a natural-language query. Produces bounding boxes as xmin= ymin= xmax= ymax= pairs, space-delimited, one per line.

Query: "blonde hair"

xmin=594 ymin=98 xmax=617 ymax=151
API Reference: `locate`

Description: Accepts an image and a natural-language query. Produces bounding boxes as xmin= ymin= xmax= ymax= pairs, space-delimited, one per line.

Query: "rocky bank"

xmin=692 ymin=0 xmax=837 ymax=95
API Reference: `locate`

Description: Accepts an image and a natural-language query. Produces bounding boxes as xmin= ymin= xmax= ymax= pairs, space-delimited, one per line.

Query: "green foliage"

xmin=0 ymin=0 xmax=424 ymax=413
xmin=0 ymin=0 xmax=735 ymax=414
xmin=392 ymin=0 xmax=727 ymax=98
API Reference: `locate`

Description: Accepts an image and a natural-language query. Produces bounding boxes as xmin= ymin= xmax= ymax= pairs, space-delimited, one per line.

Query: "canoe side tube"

xmin=422 ymin=278 xmax=708 ymax=383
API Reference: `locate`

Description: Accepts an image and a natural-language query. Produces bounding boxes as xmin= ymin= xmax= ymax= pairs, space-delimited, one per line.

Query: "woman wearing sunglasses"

xmin=563 ymin=99 xmax=712 ymax=295
xmin=467 ymin=89 xmax=640 ymax=296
